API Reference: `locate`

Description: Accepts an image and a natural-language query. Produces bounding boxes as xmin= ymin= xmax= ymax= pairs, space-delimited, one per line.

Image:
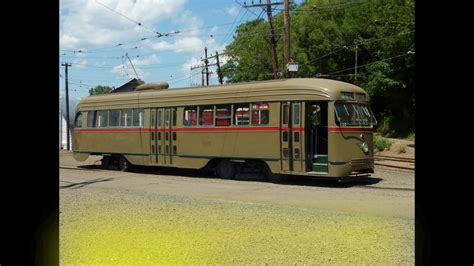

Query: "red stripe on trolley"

xmin=74 ymin=128 xmax=151 ymax=133
xmin=281 ymin=127 xmax=304 ymax=131
xmin=173 ymin=127 xmax=281 ymax=132
xmin=328 ymin=127 xmax=373 ymax=133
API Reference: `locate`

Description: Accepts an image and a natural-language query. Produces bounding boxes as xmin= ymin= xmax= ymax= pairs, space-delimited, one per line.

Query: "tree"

xmin=222 ymin=19 xmax=276 ymax=83
xmin=89 ymin=85 xmax=113 ymax=96
xmin=222 ymin=0 xmax=415 ymax=137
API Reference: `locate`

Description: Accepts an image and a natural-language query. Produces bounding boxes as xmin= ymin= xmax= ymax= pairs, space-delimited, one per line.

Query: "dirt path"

xmin=60 ymin=151 xmax=414 ymax=264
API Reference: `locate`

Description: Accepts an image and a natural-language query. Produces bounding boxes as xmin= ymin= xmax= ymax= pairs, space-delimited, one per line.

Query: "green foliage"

xmin=374 ymin=136 xmax=392 ymax=152
xmin=377 ymin=115 xmax=414 ymax=138
xmin=222 ymin=0 xmax=415 ymax=136
xmin=89 ymin=85 xmax=113 ymax=96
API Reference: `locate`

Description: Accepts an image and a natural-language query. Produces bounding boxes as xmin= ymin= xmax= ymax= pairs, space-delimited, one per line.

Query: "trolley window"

xmin=133 ymin=109 xmax=144 ymax=127
xmin=172 ymin=108 xmax=177 ymax=127
xmin=334 ymin=103 xmax=378 ymax=126
xmin=234 ymin=104 xmax=250 ymax=126
xmin=87 ymin=111 xmax=96 ymax=128
xmin=157 ymin=109 xmax=162 ymax=127
xmin=199 ymin=105 xmax=214 ymax=126
xmin=74 ymin=112 xmax=83 ymax=128
xmin=215 ymin=105 xmax=231 ymax=126
xmin=292 ymin=103 xmax=300 ymax=125
xmin=252 ymin=103 xmax=269 ymax=125
xmin=282 ymin=105 xmax=289 ymax=124
xmin=109 ymin=110 xmax=120 ymax=127
xmin=183 ymin=106 xmax=197 ymax=126
xmin=97 ymin=110 xmax=108 ymax=127
xmin=165 ymin=109 xmax=170 ymax=127
xmin=121 ymin=109 xmax=132 ymax=127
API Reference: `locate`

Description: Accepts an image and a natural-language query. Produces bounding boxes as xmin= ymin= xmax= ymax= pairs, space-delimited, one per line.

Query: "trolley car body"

xmin=73 ymin=78 xmax=377 ymax=179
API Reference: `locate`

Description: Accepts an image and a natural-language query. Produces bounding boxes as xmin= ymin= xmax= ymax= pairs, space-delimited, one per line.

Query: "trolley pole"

xmin=126 ymin=53 xmax=140 ymax=80
xmin=62 ymin=62 xmax=72 ymax=150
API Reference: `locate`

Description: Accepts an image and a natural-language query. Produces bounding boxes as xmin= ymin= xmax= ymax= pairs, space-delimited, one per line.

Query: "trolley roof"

xmin=76 ymin=78 xmax=369 ymax=111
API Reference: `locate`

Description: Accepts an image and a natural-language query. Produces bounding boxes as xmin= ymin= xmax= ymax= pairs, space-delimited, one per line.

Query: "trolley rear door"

xmin=149 ymin=108 xmax=162 ymax=165
xmin=163 ymin=108 xmax=177 ymax=166
xmin=281 ymin=101 xmax=304 ymax=172
xmin=150 ymin=108 xmax=177 ymax=166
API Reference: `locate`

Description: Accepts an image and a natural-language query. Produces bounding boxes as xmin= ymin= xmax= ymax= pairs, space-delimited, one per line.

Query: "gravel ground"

xmin=60 ymin=151 xmax=414 ymax=264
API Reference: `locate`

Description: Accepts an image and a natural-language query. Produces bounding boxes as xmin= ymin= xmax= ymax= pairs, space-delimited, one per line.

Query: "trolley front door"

xmin=281 ymin=102 xmax=303 ymax=172
xmin=281 ymin=102 xmax=292 ymax=171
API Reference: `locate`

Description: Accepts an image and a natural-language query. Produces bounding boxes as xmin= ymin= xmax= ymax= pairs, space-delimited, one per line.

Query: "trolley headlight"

xmin=358 ymin=142 xmax=369 ymax=154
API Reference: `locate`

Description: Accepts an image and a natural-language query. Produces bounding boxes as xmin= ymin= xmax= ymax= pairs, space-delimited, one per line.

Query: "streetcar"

xmin=72 ymin=78 xmax=377 ymax=181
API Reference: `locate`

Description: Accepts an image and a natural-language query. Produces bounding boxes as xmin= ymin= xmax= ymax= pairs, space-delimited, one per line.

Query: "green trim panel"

xmin=313 ymin=163 xmax=328 ymax=172
xmin=314 ymin=155 xmax=328 ymax=164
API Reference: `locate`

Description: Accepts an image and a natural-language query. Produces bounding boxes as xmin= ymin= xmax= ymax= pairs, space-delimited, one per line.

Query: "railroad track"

xmin=374 ymin=155 xmax=414 ymax=170
xmin=374 ymin=155 xmax=414 ymax=163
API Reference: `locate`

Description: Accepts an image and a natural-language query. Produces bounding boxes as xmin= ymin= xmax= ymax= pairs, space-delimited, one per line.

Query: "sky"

xmin=59 ymin=0 xmax=304 ymax=103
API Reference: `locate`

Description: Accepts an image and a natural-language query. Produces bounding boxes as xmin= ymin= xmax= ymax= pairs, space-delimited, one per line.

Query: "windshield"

xmin=334 ymin=102 xmax=377 ymax=126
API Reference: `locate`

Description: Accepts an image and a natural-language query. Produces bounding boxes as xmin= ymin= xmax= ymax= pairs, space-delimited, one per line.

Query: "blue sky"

xmin=60 ymin=0 xmax=303 ymax=102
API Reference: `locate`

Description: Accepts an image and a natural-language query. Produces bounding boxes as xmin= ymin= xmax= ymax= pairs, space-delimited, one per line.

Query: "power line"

xmin=324 ymin=51 xmax=414 ymax=76
xmin=169 ymin=71 xmax=202 ymax=85
xmin=300 ymin=30 xmax=415 ymax=67
xmin=95 ymin=0 xmax=180 ymax=37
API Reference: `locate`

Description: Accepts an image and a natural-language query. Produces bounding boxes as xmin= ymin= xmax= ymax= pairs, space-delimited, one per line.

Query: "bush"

xmin=406 ymin=132 xmax=415 ymax=141
xmin=398 ymin=145 xmax=407 ymax=154
xmin=374 ymin=136 xmax=392 ymax=152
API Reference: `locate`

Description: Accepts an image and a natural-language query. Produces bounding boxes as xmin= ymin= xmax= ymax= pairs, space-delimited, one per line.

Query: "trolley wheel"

xmin=118 ymin=156 xmax=130 ymax=172
xmin=216 ymin=160 xmax=235 ymax=179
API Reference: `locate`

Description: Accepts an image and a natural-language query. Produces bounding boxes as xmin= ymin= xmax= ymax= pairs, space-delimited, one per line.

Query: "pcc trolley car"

xmin=73 ymin=78 xmax=377 ymax=181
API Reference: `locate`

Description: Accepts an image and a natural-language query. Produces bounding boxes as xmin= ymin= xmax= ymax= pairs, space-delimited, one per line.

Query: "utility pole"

xmin=266 ymin=0 xmax=279 ymax=79
xmin=354 ymin=45 xmax=358 ymax=83
xmin=59 ymin=103 xmax=62 ymax=149
xmin=215 ymin=51 xmax=223 ymax=84
xmin=283 ymin=0 xmax=291 ymax=78
xmin=243 ymin=0 xmax=284 ymax=79
xmin=204 ymin=47 xmax=209 ymax=86
xmin=200 ymin=49 xmax=226 ymax=85
xmin=61 ymin=62 xmax=72 ymax=150
xmin=190 ymin=63 xmax=204 ymax=86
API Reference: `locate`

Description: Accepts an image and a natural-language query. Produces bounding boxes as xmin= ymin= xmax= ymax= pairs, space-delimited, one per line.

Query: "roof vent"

xmin=135 ymin=81 xmax=169 ymax=91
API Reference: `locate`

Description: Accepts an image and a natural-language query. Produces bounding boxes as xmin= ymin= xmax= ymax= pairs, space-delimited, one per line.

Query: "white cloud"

xmin=152 ymin=37 xmax=203 ymax=53
xmin=225 ymin=6 xmax=239 ymax=17
xmin=60 ymin=0 xmax=188 ymax=49
xmin=111 ymin=54 xmax=161 ymax=80
xmin=181 ymin=57 xmax=201 ymax=73
xmin=131 ymin=54 xmax=161 ymax=66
